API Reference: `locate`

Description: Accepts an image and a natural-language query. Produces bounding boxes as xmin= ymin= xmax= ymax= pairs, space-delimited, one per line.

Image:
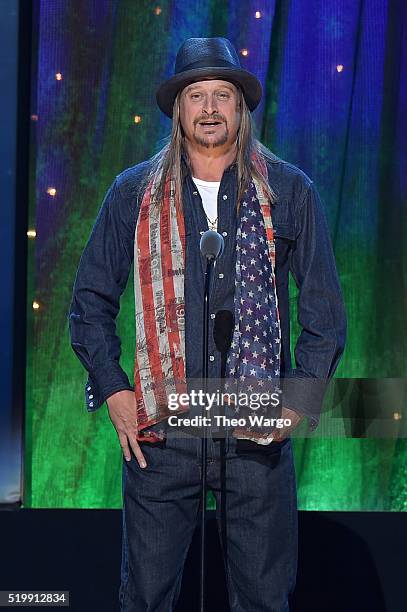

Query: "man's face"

xmin=179 ymin=79 xmax=241 ymax=149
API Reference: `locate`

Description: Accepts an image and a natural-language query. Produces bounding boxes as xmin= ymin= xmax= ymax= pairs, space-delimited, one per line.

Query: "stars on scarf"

xmin=227 ymin=186 xmax=281 ymax=379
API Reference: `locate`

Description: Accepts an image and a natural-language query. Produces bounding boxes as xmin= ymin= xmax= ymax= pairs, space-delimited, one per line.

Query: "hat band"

xmin=176 ymin=58 xmax=240 ymax=74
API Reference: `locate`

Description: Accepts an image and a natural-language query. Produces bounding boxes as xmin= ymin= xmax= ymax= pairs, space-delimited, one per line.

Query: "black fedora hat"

xmin=156 ymin=37 xmax=262 ymax=118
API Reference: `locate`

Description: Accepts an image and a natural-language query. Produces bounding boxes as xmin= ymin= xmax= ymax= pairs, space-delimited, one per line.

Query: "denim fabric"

xmin=120 ymin=423 xmax=297 ymax=612
xmin=68 ymin=155 xmax=346 ymax=425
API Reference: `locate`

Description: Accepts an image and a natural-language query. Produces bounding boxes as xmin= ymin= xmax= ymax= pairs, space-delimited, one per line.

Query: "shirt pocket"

xmin=273 ymin=222 xmax=296 ymax=242
xmin=272 ymin=220 xmax=296 ymax=288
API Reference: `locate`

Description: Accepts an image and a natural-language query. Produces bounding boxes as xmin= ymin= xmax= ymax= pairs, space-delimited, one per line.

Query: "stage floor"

xmin=0 ymin=509 xmax=405 ymax=611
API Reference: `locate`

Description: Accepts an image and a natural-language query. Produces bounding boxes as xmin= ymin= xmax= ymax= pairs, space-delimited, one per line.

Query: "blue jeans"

xmin=119 ymin=425 xmax=298 ymax=611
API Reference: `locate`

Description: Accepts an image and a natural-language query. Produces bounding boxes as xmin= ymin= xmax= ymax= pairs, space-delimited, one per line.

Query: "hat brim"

xmin=156 ymin=67 xmax=262 ymax=118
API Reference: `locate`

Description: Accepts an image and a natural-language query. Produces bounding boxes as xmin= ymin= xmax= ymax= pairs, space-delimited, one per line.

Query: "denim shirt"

xmin=68 ymin=155 xmax=347 ymax=427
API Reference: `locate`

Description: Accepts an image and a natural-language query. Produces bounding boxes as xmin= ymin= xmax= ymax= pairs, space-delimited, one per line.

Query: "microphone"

xmin=200 ymin=230 xmax=224 ymax=261
xmin=213 ymin=310 xmax=234 ymax=355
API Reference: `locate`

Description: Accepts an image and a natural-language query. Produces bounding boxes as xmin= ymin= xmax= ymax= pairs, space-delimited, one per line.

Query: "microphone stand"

xmin=200 ymin=255 xmax=213 ymax=612
xmin=212 ymin=309 xmax=234 ymax=590
xmin=198 ymin=229 xmax=223 ymax=612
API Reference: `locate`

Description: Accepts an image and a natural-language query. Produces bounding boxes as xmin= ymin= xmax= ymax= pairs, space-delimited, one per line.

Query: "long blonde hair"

xmin=142 ymin=86 xmax=278 ymax=211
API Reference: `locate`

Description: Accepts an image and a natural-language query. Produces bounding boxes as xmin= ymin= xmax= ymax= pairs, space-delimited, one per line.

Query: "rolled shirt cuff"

xmin=85 ymin=361 xmax=134 ymax=412
xmin=281 ymin=372 xmax=328 ymax=431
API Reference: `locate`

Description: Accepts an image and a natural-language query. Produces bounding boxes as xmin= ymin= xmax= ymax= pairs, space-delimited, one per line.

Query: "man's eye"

xmin=191 ymin=93 xmax=202 ymax=100
xmin=217 ymin=92 xmax=229 ymax=99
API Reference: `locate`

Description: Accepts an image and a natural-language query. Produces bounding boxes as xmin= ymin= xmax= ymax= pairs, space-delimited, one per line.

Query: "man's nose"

xmin=202 ymin=94 xmax=218 ymax=115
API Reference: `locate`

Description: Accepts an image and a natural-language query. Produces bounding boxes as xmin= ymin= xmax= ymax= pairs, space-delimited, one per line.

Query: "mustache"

xmin=193 ymin=114 xmax=226 ymax=125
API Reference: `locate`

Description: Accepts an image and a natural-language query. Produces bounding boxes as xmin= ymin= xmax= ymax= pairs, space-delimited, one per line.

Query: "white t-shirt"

xmin=192 ymin=177 xmax=220 ymax=231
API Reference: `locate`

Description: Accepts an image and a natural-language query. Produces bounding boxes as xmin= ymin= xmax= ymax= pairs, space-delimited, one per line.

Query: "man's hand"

xmin=272 ymin=407 xmax=304 ymax=442
xmin=233 ymin=406 xmax=304 ymax=444
xmin=106 ymin=390 xmax=147 ymax=468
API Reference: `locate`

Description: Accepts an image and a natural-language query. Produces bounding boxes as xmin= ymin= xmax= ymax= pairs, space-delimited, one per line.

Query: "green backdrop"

xmin=25 ymin=0 xmax=406 ymax=510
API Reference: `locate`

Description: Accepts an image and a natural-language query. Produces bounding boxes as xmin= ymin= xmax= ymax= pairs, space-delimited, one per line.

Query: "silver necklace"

xmin=204 ymin=212 xmax=218 ymax=231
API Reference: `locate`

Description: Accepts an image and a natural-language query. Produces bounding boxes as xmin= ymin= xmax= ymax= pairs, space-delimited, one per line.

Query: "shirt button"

xmin=86 ymin=386 xmax=91 ymax=391
xmin=218 ymin=273 xmax=224 ymax=279
xmin=200 ymin=231 xmax=205 ymax=235
xmin=193 ymin=191 xmax=198 ymax=196
xmin=89 ymin=394 xmax=94 ymax=399
xmin=209 ymin=355 xmax=215 ymax=362
xmin=222 ymin=194 xmax=228 ymax=200
xmin=210 ymin=313 xmax=215 ymax=319
xmin=222 ymin=231 xmax=228 ymax=237
xmin=89 ymin=402 xmax=94 ymax=407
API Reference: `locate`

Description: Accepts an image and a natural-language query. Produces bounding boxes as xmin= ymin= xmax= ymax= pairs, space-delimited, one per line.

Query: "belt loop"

xmin=225 ymin=427 xmax=230 ymax=455
xmin=196 ymin=434 xmax=201 ymax=464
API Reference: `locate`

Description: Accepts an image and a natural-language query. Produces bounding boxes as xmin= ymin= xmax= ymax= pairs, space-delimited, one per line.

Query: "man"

xmin=69 ymin=38 xmax=346 ymax=611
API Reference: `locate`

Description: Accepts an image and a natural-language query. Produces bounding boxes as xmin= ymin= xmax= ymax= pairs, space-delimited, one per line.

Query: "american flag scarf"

xmin=133 ymin=155 xmax=281 ymax=443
